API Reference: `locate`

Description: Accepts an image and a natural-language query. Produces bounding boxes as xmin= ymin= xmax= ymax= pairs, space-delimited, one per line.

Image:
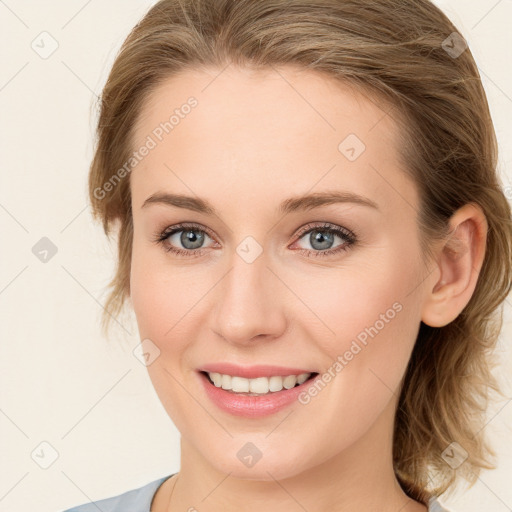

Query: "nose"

xmin=212 ymin=252 xmax=288 ymax=345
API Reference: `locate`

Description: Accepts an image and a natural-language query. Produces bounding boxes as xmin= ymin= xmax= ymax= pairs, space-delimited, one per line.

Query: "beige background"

xmin=0 ymin=1 xmax=510 ymax=511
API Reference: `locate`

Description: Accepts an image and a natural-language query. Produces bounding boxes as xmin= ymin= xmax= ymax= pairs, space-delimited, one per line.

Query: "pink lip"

xmin=197 ymin=371 xmax=320 ymax=418
xmin=198 ymin=363 xmax=315 ymax=379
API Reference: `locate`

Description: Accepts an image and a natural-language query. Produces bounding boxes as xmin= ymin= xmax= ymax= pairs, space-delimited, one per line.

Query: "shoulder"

xmin=61 ymin=474 xmax=174 ymax=512
xmin=428 ymin=496 xmax=452 ymax=512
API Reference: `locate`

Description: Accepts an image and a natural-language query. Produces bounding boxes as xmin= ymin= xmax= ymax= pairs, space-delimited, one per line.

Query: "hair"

xmin=88 ymin=0 xmax=512 ymax=504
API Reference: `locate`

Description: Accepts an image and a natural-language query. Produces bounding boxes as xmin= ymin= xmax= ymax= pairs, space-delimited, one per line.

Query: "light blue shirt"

xmin=61 ymin=475 xmax=175 ymax=512
xmin=61 ymin=473 xmax=451 ymax=511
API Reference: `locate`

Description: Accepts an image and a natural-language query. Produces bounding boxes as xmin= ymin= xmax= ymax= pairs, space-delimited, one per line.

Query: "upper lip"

xmin=199 ymin=363 xmax=317 ymax=379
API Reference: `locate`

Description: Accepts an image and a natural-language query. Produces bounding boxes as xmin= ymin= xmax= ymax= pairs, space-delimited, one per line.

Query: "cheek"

xmin=289 ymin=262 xmax=422 ymax=440
xmin=130 ymin=242 xmax=208 ymax=350
xmin=129 ymin=246 xmax=194 ymax=418
xmin=291 ymin=253 xmax=422 ymax=393
xmin=130 ymin=240 xmax=175 ymax=337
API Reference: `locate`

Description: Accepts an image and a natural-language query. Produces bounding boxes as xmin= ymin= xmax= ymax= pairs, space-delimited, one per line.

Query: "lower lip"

xmin=198 ymin=371 xmax=320 ymax=418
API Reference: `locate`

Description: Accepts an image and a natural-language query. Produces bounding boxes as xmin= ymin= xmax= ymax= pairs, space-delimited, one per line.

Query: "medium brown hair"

xmin=88 ymin=0 xmax=512 ymax=503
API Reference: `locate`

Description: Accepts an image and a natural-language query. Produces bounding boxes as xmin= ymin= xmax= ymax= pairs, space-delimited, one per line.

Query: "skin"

xmin=128 ymin=65 xmax=487 ymax=511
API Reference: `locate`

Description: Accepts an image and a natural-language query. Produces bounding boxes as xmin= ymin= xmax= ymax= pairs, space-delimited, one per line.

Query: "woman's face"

xmin=129 ymin=66 xmax=434 ymax=480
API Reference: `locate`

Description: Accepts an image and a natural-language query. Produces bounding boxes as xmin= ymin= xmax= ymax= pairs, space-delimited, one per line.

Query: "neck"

xmin=158 ymin=398 xmax=428 ymax=512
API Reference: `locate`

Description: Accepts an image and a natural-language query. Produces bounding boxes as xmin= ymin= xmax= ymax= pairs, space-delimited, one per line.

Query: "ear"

xmin=421 ymin=202 xmax=488 ymax=328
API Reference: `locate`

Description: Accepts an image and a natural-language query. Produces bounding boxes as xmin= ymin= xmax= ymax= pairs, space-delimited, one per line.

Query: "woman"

xmin=63 ymin=0 xmax=512 ymax=510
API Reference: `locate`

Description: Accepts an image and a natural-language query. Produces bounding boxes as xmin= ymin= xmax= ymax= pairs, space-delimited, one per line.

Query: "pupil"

xmin=311 ymin=230 xmax=333 ymax=250
xmin=181 ymin=230 xmax=204 ymax=249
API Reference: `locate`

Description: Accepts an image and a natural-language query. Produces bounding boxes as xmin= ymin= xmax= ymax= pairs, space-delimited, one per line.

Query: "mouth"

xmin=197 ymin=368 xmax=322 ymax=417
xmin=200 ymin=370 xmax=319 ymax=396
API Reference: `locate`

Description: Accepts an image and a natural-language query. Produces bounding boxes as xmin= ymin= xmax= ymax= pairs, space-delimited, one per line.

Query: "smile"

xmin=204 ymin=371 xmax=316 ymax=395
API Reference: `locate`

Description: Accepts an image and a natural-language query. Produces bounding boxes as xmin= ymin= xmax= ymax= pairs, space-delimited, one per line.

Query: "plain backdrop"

xmin=0 ymin=1 xmax=511 ymax=511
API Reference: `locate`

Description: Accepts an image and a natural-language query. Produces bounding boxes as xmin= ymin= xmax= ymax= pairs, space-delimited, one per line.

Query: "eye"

xmin=290 ymin=222 xmax=357 ymax=258
xmin=154 ymin=222 xmax=217 ymax=257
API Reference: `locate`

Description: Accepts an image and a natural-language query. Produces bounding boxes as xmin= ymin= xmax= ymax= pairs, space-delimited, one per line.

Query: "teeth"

xmin=207 ymin=372 xmax=312 ymax=394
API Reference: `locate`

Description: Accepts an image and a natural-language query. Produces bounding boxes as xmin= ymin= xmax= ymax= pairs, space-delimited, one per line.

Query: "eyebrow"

xmin=141 ymin=191 xmax=379 ymax=215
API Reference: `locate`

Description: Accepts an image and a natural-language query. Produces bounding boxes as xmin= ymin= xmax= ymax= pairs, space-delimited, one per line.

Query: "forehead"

xmin=130 ymin=65 xmax=418 ymax=220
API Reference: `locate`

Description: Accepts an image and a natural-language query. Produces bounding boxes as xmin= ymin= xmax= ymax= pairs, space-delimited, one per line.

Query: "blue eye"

xmin=168 ymin=228 xmax=208 ymax=250
xmin=291 ymin=222 xmax=356 ymax=258
xmin=155 ymin=223 xmax=215 ymax=257
xmin=154 ymin=221 xmax=356 ymax=258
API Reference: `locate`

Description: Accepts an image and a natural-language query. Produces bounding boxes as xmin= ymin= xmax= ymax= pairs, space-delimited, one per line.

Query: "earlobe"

xmin=421 ymin=203 xmax=488 ymax=328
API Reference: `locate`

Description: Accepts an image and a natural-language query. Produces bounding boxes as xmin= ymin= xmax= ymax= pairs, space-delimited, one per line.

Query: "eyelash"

xmin=153 ymin=221 xmax=357 ymax=259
